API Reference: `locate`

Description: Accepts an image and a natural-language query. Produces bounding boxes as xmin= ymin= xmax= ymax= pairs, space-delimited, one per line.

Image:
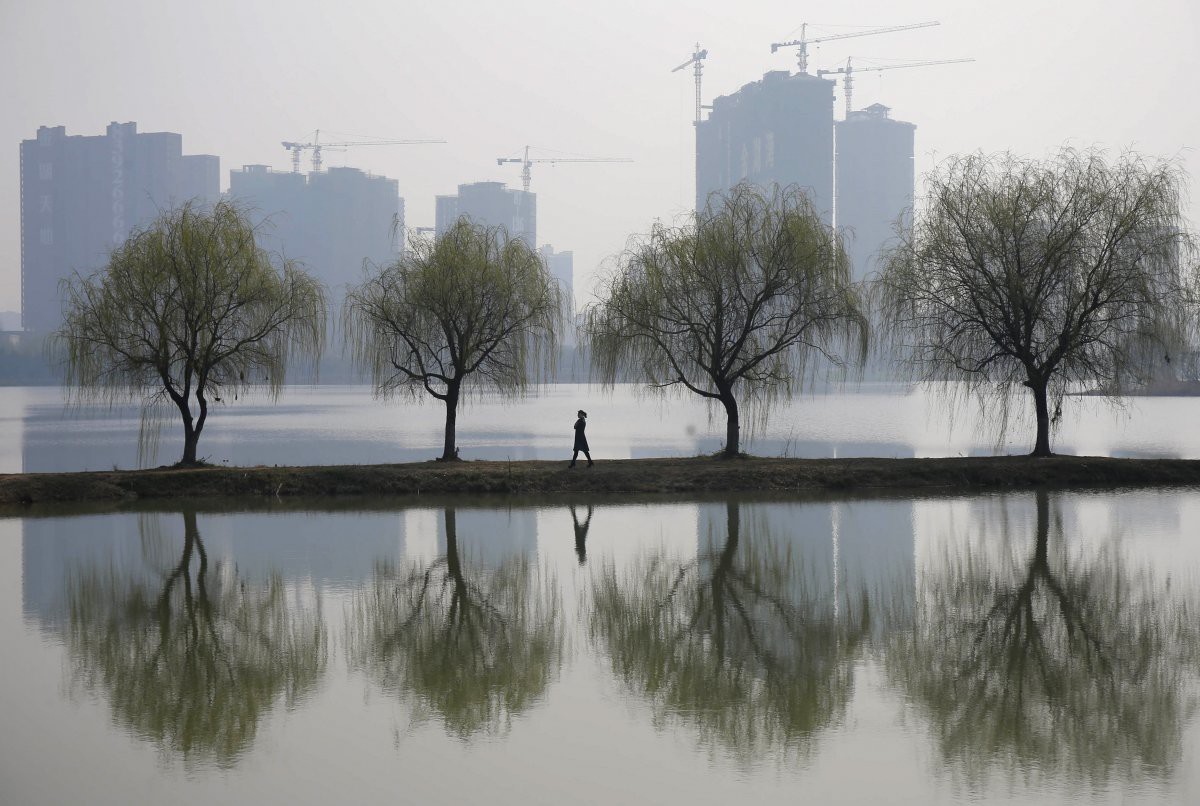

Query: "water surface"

xmin=2 ymin=383 xmax=1199 ymax=472
xmin=3 ymin=490 xmax=1199 ymax=804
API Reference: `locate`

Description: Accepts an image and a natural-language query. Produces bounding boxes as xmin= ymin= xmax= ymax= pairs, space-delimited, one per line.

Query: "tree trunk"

xmin=440 ymin=382 xmax=461 ymax=461
xmin=709 ymin=502 xmax=740 ymax=661
xmin=1028 ymin=378 xmax=1053 ymax=457
xmin=444 ymin=507 xmax=460 ymax=576
xmin=1033 ymin=489 xmax=1049 ymax=568
xmin=444 ymin=507 xmax=469 ymax=622
xmin=718 ymin=387 xmax=740 ymax=458
xmin=175 ymin=397 xmax=199 ymax=465
xmin=193 ymin=387 xmax=209 ymax=459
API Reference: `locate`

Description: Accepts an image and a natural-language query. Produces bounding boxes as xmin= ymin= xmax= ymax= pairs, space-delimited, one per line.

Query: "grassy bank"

xmin=2 ymin=455 xmax=1200 ymax=507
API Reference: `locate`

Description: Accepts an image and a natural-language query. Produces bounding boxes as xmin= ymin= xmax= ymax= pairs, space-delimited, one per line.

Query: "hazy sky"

xmin=2 ymin=0 xmax=1198 ymax=313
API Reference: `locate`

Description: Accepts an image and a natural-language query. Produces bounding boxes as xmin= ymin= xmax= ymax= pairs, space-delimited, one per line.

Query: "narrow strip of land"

xmin=2 ymin=455 xmax=1199 ymax=506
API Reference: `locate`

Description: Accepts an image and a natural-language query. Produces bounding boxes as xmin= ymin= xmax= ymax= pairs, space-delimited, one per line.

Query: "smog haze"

xmin=2 ymin=0 xmax=1197 ymax=312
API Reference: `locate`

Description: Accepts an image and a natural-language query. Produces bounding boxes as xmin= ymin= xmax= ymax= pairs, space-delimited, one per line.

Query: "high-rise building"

xmin=435 ymin=181 xmax=536 ymax=247
xmin=695 ymin=70 xmax=835 ymax=221
xmin=835 ymin=103 xmax=915 ymax=282
xmin=19 ymin=122 xmax=219 ymax=332
xmin=539 ymin=244 xmax=575 ymax=345
xmin=228 ymin=164 xmax=403 ymax=301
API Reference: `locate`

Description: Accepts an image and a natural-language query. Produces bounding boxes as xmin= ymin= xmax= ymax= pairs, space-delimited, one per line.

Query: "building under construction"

xmin=694 ymin=72 xmax=916 ymax=283
xmin=435 ymin=181 xmax=536 ymax=248
xmin=19 ymin=122 xmax=219 ymax=333
xmin=695 ymin=70 xmax=836 ymax=222
xmin=836 ymin=103 xmax=915 ymax=282
xmin=228 ymin=164 xmax=403 ymax=299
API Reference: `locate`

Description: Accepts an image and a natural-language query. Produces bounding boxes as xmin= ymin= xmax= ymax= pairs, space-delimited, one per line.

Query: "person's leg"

xmin=570 ymin=449 xmax=579 ymax=468
xmin=585 ymin=449 xmax=593 ymax=467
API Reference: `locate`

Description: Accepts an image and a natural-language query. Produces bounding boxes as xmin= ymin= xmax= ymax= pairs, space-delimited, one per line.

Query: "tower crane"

xmin=281 ymin=129 xmax=447 ymax=173
xmin=671 ymin=43 xmax=708 ymax=126
xmin=770 ymin=21 xmax=939 ymax=74
xmin=817 ymin=57 xmax=974 ymax=118
xmin=496 ymin=146 xmax=632 ymax=193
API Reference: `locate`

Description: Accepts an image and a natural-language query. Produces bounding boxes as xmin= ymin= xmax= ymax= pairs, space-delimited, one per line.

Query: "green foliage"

xmin=589 ymin=502 xmax=870 ymax=764
xmin=346 ymin=508 xmax=562 ymax=738
xmin=65 ymin=512 xmax=328 ymax=769
xmin=57 ymin=199 xmax=326 ymax=465
xmin=585 ymin=183 xmax=867 ymax=457
xmin=886 ymin=492 xmax=1200 ymax=786
xmin=876 ymin=148 xmax=1198 ymax=455
xmin=344 ymin=219 xmax=562 ymax=460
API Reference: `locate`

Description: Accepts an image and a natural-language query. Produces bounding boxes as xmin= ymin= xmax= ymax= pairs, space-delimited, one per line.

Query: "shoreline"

xmin=2 ymin=455 xmax=1200 ymax=507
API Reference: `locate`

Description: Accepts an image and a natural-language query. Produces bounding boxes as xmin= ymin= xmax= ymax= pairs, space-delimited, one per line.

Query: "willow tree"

xmin=344 ymin=220 xmax=562 ymax=461
xmin=876 ymin=149 xmax=1196 ymax=457
xmin=585 ymin=184 xmax=867 ymax=458
xmin=58 ymin=200 xmax=326 ymax=466
xmin=590 ymin=501 xmax=870 ymax=763
xmin=347 ymin=507 xmax=562 ymax=737
xmin=66 ymin=511 xmax=328 ymax=768
xmin=886 ymin=491 xmax=1200 ymax=786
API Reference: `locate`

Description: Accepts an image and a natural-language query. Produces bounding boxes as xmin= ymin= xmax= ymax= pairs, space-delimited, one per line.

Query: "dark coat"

xmin=573 ymin=417 xmax=589 ymax=451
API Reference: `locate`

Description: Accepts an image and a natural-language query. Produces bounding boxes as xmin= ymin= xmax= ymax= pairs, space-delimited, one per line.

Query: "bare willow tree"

xmin=58 ymin=200 xmax=326 ymax=465
xmin=344 ymin=219 xmax=562 ymax=461
xmin=886 ymin=491 xmax=1200 ymax=786
xmin=876 ymin=149 xmax=1196 ymax=456
xmin=584 ymin=183 xmax=867 ymax=458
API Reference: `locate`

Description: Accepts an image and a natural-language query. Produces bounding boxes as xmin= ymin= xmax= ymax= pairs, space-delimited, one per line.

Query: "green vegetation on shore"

xmin=3 ymin=455 xmax=1200 ymax=508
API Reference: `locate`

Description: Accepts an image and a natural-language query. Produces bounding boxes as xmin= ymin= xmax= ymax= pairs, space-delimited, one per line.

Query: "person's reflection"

xmin=570 ymin=503 xmax=594 ymax=565
xmin=888 ymin=490 xmax=1199 ymax=786
xmin=348 ymin=506 xmax=563 ymax=739
xmin=64 ymin=510 xmax=328 ymax=768
xmin=590 ymin=500 xmax=870 ymax=763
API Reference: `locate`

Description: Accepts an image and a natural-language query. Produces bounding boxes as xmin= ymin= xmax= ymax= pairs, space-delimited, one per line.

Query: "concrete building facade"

xmin=834 ymin=103 xmax=915 ymax=283
xmin=227 ymin=164 xmax=403 ymax=302
xmin=539 ymin=244 xmax=575 ymax=345
xmin=435 ymin=181 xmax=536 ymax=248
xmin=695 ymin=70 xmax=836 ymax=222
xmin=19 ymin=122 xmax=219 ymax=332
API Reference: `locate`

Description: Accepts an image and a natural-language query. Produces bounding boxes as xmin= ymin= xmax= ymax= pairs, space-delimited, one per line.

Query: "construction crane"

xmin=770 ymin=21 xmax=939 ymax=74
xmin=817 ymin=57 xmax=974 ymax=118
xmin=281 ymin=129 xmax=447 ymax=173
xmin=497 ymin=146 xmax=632 ymax=192
xmin=671 ymin=43 xmax=708 ymax=126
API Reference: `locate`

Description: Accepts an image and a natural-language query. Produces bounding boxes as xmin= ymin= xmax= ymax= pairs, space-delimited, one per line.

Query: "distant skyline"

xmin=3 ymin=0 xmax=1198 ymax=315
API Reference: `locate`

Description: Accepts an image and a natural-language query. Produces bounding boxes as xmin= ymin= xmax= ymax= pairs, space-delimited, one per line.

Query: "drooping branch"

xmin=584 ymin=184 xmax=868 ymax=457
xmin=875 ymin=148 xmax=1198 ymax=455
xmin=344 ymin=219 xmax=562 ymax=460
xmin=57 ymin=200 xmax=327 ymax=465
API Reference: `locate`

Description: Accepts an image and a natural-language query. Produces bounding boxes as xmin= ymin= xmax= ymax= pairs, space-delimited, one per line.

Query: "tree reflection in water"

xmin=590 ymin=501 xmax=870 ymax=763
xmin=347 ymin=507 xmax=562 ymax=739
xmin=888 ymin=490 xmax=1200 ymax=786
xmin=65 ymin=510 xmax=328 ymax=768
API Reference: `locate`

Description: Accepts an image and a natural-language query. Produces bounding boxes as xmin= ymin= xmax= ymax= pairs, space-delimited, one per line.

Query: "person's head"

xmin=578 ymin=410 xmax=587 ymax=418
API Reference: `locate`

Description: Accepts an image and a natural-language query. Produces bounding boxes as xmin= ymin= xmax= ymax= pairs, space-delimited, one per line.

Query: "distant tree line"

xmin=53 ymin=148 xmax=1199 ymax=465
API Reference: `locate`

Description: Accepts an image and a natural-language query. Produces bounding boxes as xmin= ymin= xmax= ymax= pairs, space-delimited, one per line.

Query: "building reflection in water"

xmin=346 ymin=505 xmax=562 ymax=739
xmin=14 ymin=491 xmax=1200 ymax=787
xmin=60 ymin=511 xmax=328 ymax=768
xmin=589 ymin=498 xmax=916 ymax=763
xmin=888 ymin=490 xmax=1200 ymax=787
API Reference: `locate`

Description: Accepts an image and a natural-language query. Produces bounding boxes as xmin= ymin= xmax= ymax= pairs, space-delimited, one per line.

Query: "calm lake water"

xmin=2 ymin=490 xmax=1199 ymax=804
xmin=1 ymin=382 xmax=1199 ymax=472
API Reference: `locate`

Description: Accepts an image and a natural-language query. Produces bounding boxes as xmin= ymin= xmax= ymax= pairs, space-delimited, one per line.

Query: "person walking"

xmin=569 ymin=409 xmax=593 ymax=468
xmin=570 ymin=503 xmax=594 ymax=564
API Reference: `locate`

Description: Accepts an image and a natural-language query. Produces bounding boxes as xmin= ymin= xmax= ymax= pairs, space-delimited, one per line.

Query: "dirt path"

xmin=2 ymin=454 xmax=1199 ymax=507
